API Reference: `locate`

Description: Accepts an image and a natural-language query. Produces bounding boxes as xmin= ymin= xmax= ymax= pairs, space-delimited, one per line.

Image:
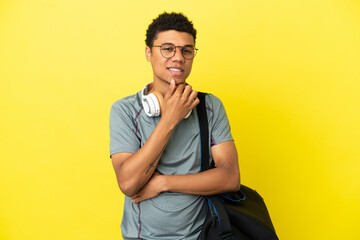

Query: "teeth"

xmin=168 ymin=68 xmax=182 ymax=72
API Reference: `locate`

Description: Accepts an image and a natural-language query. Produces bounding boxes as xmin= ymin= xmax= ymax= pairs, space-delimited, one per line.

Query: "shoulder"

xmin=204 ymin=93 xmax=222 ymax=104
xmin=111 ymin=91 xmax=140 ymax=109
xmin=203 ymin=93 xmax=224 ymax=113
xmin=110 ymin=91 xmax=142 ymax=117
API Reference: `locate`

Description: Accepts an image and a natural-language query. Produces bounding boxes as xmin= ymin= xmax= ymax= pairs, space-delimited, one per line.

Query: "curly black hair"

xmin=145 ymin=12 xmax=197 ymax=47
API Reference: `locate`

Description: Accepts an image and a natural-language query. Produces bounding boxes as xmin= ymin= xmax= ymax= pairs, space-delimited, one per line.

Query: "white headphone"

xmin=141 ymin=83 xmax=192 ymax=118
xmin=142 ymin=83 xmax=163 ymax=117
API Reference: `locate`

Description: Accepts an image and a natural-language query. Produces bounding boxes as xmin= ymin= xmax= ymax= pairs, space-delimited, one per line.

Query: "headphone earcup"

xmin=152 ymin=91 xmax=163 ymax=112
xmin=142 ymin=93 xmax=161 ymax=117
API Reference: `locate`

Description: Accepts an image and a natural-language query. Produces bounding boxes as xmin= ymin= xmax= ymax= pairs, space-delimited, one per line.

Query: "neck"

xmin=150 ymin=79 xmax=187 ymax=96
xmin=151 ymin=80 xmax=170 ymax=96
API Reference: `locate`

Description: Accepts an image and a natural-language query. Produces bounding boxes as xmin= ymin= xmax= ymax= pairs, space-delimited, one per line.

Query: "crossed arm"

xmin=111 ymin=81 xmax=240 ymax=202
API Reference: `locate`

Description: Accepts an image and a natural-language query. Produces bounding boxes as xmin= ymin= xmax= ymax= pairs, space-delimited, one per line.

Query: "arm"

xmin=111 ymin=119 xmax=171 ymax=197
xmin=111 ymin=81 xmax=199 ymax=197
xmin=131 ymin=140 xmax=240 ymax=203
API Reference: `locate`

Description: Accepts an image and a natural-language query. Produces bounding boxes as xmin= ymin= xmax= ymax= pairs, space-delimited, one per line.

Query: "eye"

xmin=182 ymin=47 xmax=193 ymax=54
xmin=161 ymin=45 xmax=175 ymax=52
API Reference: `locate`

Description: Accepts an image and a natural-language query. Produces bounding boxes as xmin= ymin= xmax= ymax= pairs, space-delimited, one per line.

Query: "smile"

xmin=167 ymin=67 xmax=184 ymax=72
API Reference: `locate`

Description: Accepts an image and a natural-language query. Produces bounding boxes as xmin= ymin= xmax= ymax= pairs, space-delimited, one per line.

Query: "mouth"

xmin=167 ymin=67 xmax=184 ymax=74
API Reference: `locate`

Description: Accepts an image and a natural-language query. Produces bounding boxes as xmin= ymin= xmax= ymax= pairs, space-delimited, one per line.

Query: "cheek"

xmin=152 ymin=59 xmax=165 ymax=70
xmin=186 ymin=62 xmax=193 ymax=73
xmin=155 ymin=58 xmax=166 ymax=67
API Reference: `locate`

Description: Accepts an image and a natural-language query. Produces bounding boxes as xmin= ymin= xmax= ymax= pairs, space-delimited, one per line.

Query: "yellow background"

xmin=1 ymin=0 xmax=359 ymax=239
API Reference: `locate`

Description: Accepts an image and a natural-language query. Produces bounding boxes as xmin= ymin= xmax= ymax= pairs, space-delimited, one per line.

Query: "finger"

xmin=188 ymin=90 xmax=198 ymax=102
xmin=131 ymin=194 xmax=141 ymax=202
xmin=190 ymin=97 xmax=200 ymax=109
xmin=169 ymin=79 xmax=176 ymax=92
xmin=185 ymin=90 xmax=198 ymax=109
xmin=131 ymin=194 xmax=139 ymax=200
xmin=165 ymin=79 xmax=176 ymax=98
xmin=182 ymin=84 xmax=192 ymax=99
xmin=174 ymin=83 xmax=185 ymax=96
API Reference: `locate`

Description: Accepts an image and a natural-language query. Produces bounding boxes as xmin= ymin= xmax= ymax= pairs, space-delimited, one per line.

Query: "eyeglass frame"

xmin=152 ymin=43 xmax=198 ymax=60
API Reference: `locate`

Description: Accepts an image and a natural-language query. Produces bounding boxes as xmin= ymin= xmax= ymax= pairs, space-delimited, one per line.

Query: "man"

xmin=110 ymin=12 xmax=240 ymax=240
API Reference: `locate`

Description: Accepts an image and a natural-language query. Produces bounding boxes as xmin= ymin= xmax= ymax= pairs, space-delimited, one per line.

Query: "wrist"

xmin=159 ymin=174 xmax=170 ymax=192
xmin=158 ymin=116 xmax=177 ymax=131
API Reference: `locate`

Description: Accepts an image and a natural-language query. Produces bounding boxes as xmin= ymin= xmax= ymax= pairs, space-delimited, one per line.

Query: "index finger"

xmin=164 ymin=79 xmax=177 ymax=98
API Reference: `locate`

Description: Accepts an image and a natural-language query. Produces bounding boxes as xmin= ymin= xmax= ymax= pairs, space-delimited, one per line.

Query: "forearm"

xmin=161 ymin=167 xmax=240 ymax=196
xmin=116 ymin=118 xmax=175 ymax=196
xmin=162 ymin=141 xmax=241 ymax=196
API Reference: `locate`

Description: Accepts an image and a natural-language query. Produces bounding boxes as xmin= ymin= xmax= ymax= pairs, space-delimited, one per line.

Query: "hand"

xmin=162 ymin=79 xmax=199 ymax=127
xmin=131 ymin=172 xmax=165 ymax=203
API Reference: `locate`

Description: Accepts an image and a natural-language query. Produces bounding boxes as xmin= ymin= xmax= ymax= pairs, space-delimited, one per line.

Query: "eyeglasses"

xmin=153 ymin=43 xmax=198 ymax=60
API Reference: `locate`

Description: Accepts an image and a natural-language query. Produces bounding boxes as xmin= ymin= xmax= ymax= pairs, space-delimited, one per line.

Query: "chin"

xmin=173 ymin=78 xmax=187 ymax=85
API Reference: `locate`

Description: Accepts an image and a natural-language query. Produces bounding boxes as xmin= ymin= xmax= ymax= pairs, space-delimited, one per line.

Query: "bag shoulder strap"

xmin=196 ymin=92 xmax=234 ymax=240
xmin=196 ymin=92 xmax=210 ymax=172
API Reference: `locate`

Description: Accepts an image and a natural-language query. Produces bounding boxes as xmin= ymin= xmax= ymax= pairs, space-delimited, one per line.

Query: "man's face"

xmin=146 ymin=30 xmax=195 ymax=85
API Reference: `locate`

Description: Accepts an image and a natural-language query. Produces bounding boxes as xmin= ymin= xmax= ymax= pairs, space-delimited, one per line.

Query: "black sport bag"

xmin=196 ymin=92 xmax=279 ymax=240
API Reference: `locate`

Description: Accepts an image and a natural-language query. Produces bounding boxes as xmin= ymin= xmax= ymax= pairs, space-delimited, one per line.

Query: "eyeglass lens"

xmin=160 ymin=44 xmax=196 ymax=59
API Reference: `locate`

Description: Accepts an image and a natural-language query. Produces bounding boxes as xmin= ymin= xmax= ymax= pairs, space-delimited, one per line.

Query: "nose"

xmin=171 ymin=47 xmax=185 ymax=61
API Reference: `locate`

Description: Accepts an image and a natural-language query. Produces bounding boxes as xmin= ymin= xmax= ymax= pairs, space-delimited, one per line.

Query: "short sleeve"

xmin=206 ymin=94 xmax=233 ymax=146
xmin=109 ymin=101 xmax=140 ymax=157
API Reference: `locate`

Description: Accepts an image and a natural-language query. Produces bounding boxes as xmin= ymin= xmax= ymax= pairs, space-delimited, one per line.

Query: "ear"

xmin=145 ymin=46 xmax=152 ymax=62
